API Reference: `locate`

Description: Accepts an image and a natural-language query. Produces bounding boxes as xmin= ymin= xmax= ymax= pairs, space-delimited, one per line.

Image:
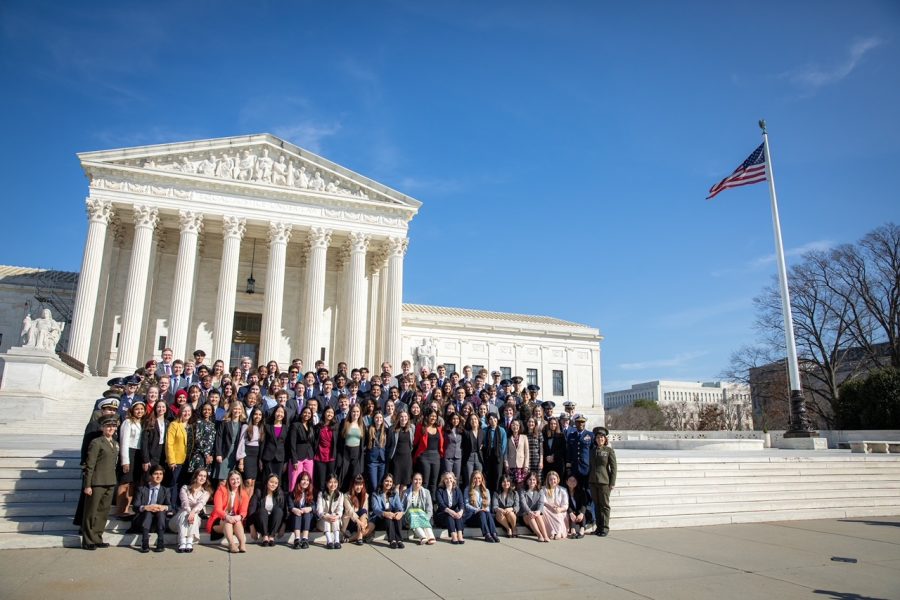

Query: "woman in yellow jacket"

xmin=166 ymin=404 xmax=194 ymax=512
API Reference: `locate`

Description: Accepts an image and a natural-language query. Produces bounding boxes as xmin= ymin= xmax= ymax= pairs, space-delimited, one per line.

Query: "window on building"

xmin=552 ymin=370 xmax=564 ymax=396
xmin=444 ymin=363 xmax=457 ymax=375
xmin=157 ymin=336 xmax=167 ymax=352
xmin=526 ymin=368 xmax=538 ymax=387
xmin=500 ymin=367 xmax=512 ymax=380
xmin=472 ymin=364 xmax=485 ymax=377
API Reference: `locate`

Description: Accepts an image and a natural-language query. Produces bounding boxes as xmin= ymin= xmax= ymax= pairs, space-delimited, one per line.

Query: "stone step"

xmin=617 ymin=472 xmax=900 ymax=487
xmin=614 ymin=487 xmax=900 ymax=507
xmin=0 ymin=468 xmax=82 ymax=480
xmin=0 ymin=478 xmax=81 ymax=491
xmin=0 ymin=458 xmax=81 ymax=469
xmin=0 ymin=449 xmax=80 ymax=459
xmin=612 ymin=479 xmax=900 ymax=497
xmin=614 ymin=495 xmax=900 ymax=519
xmin=620 ymin=466 xmax=900 ymax=479
xmin=616 ymin=460 xmax=900 ymax=471
xmin=610 ymin=505 xmax=900 ymax=530
xmin=0 ymin=490 xmax=77 ymax=504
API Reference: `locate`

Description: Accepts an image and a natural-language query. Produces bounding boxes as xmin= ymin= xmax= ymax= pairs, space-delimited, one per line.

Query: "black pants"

xmin=484 ymin=458 xmax=503 ymax=492
xmin=418 ymin=452 xmax=441 ymax=499
xmin=136 ymin=510 xmax=166 ymax=546
xmin=383 ymin=517 xmax=404 ymax=542
xmin=255 ymin=504 xmax=285 ymax=537
xmin=314 ymin=460 xmax=335 ymax=494
xmin=437 ymin=511 xmax=464 ymax=534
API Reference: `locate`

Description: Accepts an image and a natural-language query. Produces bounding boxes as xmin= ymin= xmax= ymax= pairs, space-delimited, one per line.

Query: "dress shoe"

xmin=599 ymin=531 xmax=608 ymax=537
xmin=96 ymin=542 xmax=110 ymax=548
xmin=82 ymin=543 xmax=96 ymax=551
xmin=153 ymin=545 xmax=165 ymax=553
xmin=139 ymin=546 xmax=150 ymax=553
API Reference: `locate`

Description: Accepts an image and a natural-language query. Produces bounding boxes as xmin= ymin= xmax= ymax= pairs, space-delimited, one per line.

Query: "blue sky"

xmin=1 ymin=1 xmax=898 ymax=393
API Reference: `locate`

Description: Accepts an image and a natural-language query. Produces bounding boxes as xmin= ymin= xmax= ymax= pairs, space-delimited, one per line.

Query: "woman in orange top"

xmin=208 ymin=470 xmax=250 ymax=553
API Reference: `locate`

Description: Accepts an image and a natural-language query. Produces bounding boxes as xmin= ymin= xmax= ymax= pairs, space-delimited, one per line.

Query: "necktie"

xmin=150 ymin=487 xmax=157 ymax=505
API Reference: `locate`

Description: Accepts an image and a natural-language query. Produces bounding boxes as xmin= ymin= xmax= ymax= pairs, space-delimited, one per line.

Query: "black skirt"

xmin=242 ymin=445 xmax=260 ymax=481
xmin=117 ymin=448 xmax=139 ymax=485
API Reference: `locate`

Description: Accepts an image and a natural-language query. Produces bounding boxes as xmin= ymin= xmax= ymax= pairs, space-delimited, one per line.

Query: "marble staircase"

xmin=0 ymin=376 xmax=108 ymax=436
xmin=1 ymin=444 xmax=900 ymax=549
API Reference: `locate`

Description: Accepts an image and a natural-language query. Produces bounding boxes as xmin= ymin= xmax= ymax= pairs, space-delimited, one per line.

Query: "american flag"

xmin=706 ymin=143 xmax=767 ymax=199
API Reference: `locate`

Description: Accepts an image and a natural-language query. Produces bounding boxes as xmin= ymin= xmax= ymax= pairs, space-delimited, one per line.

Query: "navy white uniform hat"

xmin=563 ymin=401 xmax=576 ymax=408
xmin=573 ymin=414 xmax=587 ymax=422
xmin=98 ymin=398 xmax=120 ymax=410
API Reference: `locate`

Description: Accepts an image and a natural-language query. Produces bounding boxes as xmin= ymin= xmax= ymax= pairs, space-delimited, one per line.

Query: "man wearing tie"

xmin=170 ymin=360 xmax=188 ymax=393
xmin=435 ymin=364 xmax=448 ymax=389
xmin=133 ymin=464 xmax=170 ymax=552
xmin=357 ymin=368 xmax=371 ymax=394
xmin=159 ymin=348 xmax=174 ymax=377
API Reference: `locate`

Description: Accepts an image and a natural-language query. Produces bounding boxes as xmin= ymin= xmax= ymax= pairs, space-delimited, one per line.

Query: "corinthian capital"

xmin=268 ymin=221 xmax=293 ymax=245
xmin=386 ymin=236 xmax=409 ymax=258
xmin=178 ymin=210 xmax=204 ymax=235
xmin=85 ymin=198 xmax=114 ymax=224
xmin=132 ymin=204 xmax=159 ymax=230
xmin=348 ymin=231 xmax=371 ymax=254
xmin=308 ymin=227 xmax=333 ymax=250
xmin=222 ymin=215 xmax=246 ymax=240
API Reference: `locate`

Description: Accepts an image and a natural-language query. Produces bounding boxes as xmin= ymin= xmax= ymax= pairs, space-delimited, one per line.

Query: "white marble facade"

xmin=17 ymin=134 xmax=603 ymax=413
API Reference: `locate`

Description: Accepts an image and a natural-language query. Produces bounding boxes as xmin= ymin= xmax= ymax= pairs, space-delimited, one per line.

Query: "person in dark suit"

xmin=481 ymin=413 xmax=507 ymax=492
xmin=170 ymin=360 xmax=189 ymax=392
xmin=133 ymin=464 xmax=170 ymax=552
xmin=140 ymin=400 xmax=168 ymax=481
xmin=261 ymin=406 xmax=289 ymax=483
xmin=119 ymin=375 xmax=144 ymax=419
xmin=81 ymin=416 xmax=120 ymax=550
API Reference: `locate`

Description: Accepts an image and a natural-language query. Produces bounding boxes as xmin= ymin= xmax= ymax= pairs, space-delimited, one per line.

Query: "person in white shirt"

xmin=174 ymin=468 xmax=211 ymax=552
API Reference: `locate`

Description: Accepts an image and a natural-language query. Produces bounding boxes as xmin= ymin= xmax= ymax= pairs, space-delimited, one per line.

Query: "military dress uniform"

xmin=81 ymin=426 xmax=120 ymax=548
xmin=566 ymin=421 xmax=594 ymax=489
xmin=588 ymin=430 xmax=617 ymax=536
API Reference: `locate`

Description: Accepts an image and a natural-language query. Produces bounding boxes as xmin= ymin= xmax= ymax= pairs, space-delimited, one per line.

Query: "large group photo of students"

xmin=76 ymin=351 xmax=617 ymax=553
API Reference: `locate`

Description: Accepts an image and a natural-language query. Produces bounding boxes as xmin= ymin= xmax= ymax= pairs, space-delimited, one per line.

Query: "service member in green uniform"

xmin=81 ymin=416 xmax=120 ymax=550
xmin=588 ymin=426 xmax=617 ymax=537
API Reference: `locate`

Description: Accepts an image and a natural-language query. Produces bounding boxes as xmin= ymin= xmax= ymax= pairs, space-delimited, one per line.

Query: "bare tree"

xmin=697 ymin=405 xmax=724 ymax=431
xmin=829 ymin=223 xmax=900 ymax=368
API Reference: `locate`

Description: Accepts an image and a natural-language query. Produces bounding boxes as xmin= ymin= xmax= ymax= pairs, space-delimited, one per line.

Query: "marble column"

xmin=374 ymin=250 xmax=390 ymax=366
xmin=167 ymin=211 xmax=204 ymax=360
xmin=259 ymin=221 xmax=292 ymax=364
xmin=299 ymin=227 xmax=332 ymax=365
xmin=68 ymin=198 xmax=114 ymax=366
xmin=212 ymin=216 xmax=245 ymax=365
xmin=341 ymin=232 xmax=370 ymax=369
xmin=366 ymin=252 xmax=386 ymax=369
xmin=382 ymin=236 xmax=408 ymax=372
xmin=112 ymin=205 xmax=158 ymax=375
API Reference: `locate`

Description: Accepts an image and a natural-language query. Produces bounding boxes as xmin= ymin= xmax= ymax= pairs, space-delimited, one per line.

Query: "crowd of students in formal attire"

xmin=77 ymin=350 xmax=617 ymax=552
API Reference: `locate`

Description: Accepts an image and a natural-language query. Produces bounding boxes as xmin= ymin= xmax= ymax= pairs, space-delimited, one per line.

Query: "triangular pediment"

xmin=78 ymin=133 xmax=421 ymax=211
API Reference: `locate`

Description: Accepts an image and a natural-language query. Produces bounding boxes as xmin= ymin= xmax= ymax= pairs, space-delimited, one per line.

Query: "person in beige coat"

xmin=504 ymin=419 xmax=530 ymax=489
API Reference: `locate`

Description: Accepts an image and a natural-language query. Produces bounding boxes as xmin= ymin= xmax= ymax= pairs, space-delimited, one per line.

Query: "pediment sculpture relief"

xmin=138 ymin=147 xmax=373 ymax=200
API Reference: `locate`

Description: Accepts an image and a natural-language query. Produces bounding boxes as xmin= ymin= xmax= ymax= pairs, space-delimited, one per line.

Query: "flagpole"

xmin=759 ymin=119 xmax=815 ymax=436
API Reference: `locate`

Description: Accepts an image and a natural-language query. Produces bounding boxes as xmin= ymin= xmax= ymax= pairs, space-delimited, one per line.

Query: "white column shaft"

xmin=168 ymin=211 xmax=204 ymax=359
xmin=376 ymin=258 xmax=390 ymax=365
xmin=212 ymin=217 xmax=245 ymax=365
xmin=382 ymin=237 xmax=407 ymax=371
xmin=299 ymin=228 xmax=331 ymax=365
xmin=68 ymin=198 xmax=113 ymax=365
xmin=259 ymin=222 xmax=292 ymax=364
xmin=342 ymin=233 xmax=370 ymax=369
xmin=113 ymin=205 xmax=158 ymax=375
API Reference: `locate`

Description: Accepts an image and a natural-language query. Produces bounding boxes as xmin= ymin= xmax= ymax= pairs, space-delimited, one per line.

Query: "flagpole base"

xmin=783 ymin=389 xmax=819 ymax=438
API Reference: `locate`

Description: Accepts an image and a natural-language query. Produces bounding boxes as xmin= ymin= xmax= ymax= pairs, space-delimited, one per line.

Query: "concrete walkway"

xmin=0 ymin=517 xmax=897 ymax=600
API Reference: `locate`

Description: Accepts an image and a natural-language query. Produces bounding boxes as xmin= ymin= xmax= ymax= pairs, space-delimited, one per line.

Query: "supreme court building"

xmin=0 ymin=134 xmax=604 ymax=418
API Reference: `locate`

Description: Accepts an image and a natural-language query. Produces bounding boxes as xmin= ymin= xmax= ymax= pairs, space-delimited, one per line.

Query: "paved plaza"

xmin=0 ymin=517 xmax=897 ymax=600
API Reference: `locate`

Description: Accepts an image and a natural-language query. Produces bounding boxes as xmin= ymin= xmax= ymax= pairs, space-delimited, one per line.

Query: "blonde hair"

xmin=467 ymin=470 xmax=490 ymax=509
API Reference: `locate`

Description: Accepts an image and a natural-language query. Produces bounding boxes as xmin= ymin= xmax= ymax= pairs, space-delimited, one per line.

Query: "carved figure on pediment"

xmin=272 ymin=155 xmax=288 ymax=185
xmin=238 ymin=150 xmax=256 ymax=181
xmin=355 ymin=187 xmax=369 ymax=199
xmin=326 ymin=179 xmax=340 ymax=193
xmin=298 ymin=166 xmax=310 ymax=189
xmin=215 ymin=153 xmax=232 ymax=178
xmin=256 ymin=148 xmax=274 ymax=183
xmin=178 ymin=156 xmax=197 ymax=174
xmin=21 ymin=308 xmax=65 ymax=352
xmin=143 ymin=159 xmax=156 ymax=169
xmin=286 ymin=160 xmax=296 ymax=187
xmin=198 ymin=153 xmax=217 ymax=176
xmin=311 ymin=171 xmax=326 ymax=191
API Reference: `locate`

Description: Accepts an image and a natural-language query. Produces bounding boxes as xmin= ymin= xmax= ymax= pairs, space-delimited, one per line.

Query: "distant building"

xmin=604 ymin=380 xmax=752 ymax=430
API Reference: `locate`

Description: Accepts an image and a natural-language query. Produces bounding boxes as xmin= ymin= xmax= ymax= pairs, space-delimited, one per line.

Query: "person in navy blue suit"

xmin=133 ymin=465 xmax=171 ymax=552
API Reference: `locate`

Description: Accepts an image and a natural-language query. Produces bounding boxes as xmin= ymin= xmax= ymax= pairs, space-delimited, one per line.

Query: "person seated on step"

xmin=133 ymin=464 xmax=170 ymax=553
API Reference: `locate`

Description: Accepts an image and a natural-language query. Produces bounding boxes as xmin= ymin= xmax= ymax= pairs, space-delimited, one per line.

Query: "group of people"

xmin=77 ymin=350 xmax=617 ymax=552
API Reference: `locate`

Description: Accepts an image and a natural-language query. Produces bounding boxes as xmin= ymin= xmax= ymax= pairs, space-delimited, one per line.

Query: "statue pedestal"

xmin=0 ymin=347 xmax=85 ymax=422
